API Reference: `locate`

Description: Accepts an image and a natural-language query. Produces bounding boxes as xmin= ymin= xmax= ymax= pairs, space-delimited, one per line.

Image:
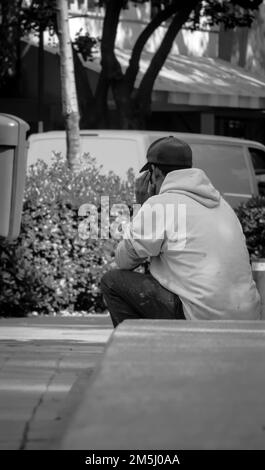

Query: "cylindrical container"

xmin=252 ymin=258 xmax=265 ymax=320
xmin=0 ymin=114 xmax=29 ymax=240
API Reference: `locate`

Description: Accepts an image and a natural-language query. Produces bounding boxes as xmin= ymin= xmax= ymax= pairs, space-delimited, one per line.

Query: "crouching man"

xmin=101 ymin=136 xmax=261 ymax=328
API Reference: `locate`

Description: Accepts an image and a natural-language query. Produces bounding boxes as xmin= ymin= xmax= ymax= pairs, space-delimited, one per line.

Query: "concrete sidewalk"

xmin=0 ymin=315 xmax=113 ymax=450
xmin=60 ymin=320 xmax=265 ymax=450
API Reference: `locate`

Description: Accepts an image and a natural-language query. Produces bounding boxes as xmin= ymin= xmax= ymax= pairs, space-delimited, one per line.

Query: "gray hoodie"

xmin=115 ymin=168 xmax=261 ymax=320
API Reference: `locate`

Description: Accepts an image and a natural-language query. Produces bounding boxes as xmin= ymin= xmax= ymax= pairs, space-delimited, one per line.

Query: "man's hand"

xmin=135 ymin=171 xmax=155 ymax=205
xmin=109 ymin=261 xmax=118 ymax=270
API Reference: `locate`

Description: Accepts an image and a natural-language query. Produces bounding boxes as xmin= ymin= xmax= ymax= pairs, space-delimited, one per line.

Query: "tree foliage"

xmin=202 ymin=0 xmax=263 ymax=29
xmin=0 ymin=0 xmax=57 ymax=87
xmin=0 ymin=0 xmax=22 ymax=85
xmin=20 ymin=0 xmax=57 ymax=33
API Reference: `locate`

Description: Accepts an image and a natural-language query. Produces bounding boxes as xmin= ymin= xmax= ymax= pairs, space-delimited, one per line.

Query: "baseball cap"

xmin=140 ymin=136 xmax=192 ymax=173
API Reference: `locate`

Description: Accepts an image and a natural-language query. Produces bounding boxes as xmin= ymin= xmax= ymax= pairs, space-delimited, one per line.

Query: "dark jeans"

xmin=101 ymin=269 xmax=185 ymax=328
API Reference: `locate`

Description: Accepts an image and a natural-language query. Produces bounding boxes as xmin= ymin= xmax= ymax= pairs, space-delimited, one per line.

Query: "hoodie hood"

xmin=159 ymin=168 xmax=221 ymax=208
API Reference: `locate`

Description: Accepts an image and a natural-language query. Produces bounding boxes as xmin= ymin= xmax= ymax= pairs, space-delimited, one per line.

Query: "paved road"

xmin=0 ymin=315 xmax=113 ymax=450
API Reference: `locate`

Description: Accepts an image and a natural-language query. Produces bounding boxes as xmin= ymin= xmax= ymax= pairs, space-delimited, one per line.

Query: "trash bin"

xmin=0 ymin=114 xmax=29 ymax=240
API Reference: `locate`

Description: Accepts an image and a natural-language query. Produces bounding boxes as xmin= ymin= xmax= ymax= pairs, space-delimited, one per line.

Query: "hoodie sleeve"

xmin=115 ymin=198 xmax=165 ymax=270
xmin=115 ymin=238 xmax=147 ymax=270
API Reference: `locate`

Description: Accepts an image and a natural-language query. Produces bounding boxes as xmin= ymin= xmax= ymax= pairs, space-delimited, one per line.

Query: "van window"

xmin=249 ymin=147 xmax=265 ymax=196
xmin=248 ymin=147 xmax=265 ymax=175
xmin=28 ymin=136 xmax=140 ymax=179
xmin=191 ymin=143 xmax=252 ymax=195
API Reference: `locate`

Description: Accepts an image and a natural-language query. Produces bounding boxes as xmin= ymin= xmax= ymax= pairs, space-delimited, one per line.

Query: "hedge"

xmin=0 ymin=154 xmax=135 ymax=316
xmin=235 ymin=196 xmax=265 ymax=259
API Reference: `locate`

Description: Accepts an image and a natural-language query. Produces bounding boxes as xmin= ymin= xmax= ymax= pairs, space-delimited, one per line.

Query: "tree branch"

xmin=135 ymin=0 xmax=199 ymax=113
xmin=125 ymin=0 xmax=180 ymax=93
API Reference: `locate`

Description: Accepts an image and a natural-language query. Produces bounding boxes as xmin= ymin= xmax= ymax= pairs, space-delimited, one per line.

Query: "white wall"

xmin=68 ymin=0 xmax=218 ymax=58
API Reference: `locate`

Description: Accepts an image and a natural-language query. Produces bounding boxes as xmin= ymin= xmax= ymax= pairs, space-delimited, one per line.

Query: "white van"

xmin=27 ymin=130 xmax=265 ymax=208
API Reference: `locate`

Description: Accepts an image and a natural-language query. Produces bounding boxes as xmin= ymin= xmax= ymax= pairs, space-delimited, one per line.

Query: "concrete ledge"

xmin=59 ymin=320 xmax=265 ymax=450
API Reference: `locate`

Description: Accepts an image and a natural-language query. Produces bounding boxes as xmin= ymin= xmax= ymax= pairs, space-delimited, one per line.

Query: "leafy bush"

xmin=235 ymin=196 xmax=265 ymax=259
xmin=0 ymin=154 xmax=135 ymax=316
